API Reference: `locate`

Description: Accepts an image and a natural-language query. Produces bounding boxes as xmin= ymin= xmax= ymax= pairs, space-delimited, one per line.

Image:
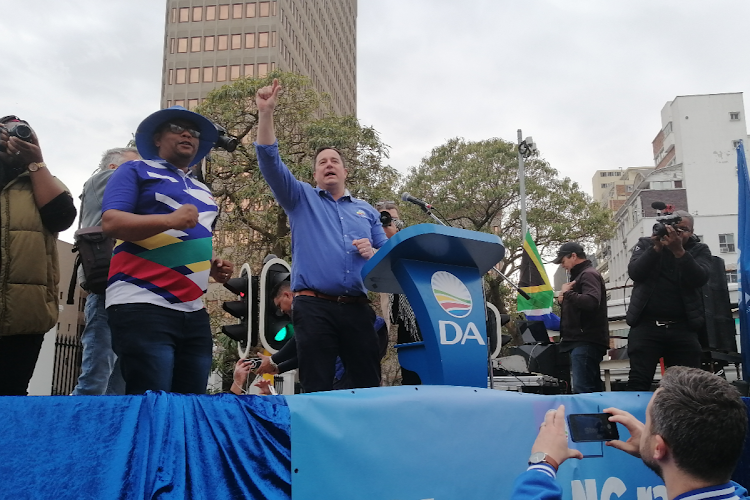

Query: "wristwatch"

xmin=528 ymin=452 xmax=559 ymax=471
xmin=27 ymin=161 xmax=46 ymax=172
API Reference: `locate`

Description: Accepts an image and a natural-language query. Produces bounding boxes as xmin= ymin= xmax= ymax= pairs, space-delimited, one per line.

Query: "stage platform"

xmin=1 ymin=387 xmax=749 ymax=499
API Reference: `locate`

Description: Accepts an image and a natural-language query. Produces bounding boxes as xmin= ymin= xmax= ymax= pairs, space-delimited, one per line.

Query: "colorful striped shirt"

xmin=102 ymin=159 xmax=217 ymax=312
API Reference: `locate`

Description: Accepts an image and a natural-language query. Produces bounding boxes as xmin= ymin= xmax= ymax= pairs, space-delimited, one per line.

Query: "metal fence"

xmin=51 ymin=332 xmax=83 ymax=396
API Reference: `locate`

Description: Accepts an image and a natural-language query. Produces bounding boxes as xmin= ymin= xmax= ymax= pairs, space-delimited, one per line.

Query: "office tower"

xmin=161 ymin=0 xmax=357 ymax=116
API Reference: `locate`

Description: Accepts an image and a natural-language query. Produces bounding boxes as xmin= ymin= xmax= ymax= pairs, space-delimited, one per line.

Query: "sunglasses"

xmin=166 ymin=122 xmax=201 ymax=138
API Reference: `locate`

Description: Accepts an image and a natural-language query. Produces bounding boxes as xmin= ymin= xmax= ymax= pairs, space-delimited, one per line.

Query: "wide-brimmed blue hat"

xmin=135 ymin=106 xmax=219 ymax=165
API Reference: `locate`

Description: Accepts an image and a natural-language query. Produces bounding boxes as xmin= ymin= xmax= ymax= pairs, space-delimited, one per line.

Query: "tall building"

xmin=592 ymin=166 xmax=654 ymax=212
xmin=602 ymin=93 xmax=749 ymax=300
xmin=161 ymin=0 xmax=357 ymax=116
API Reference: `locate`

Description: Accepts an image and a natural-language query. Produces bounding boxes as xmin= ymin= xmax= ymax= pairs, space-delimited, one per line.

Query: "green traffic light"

xmin=274 ymin=323 xmax=294 ymax=342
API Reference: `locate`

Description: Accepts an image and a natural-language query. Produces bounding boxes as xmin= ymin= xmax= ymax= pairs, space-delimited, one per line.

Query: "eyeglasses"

xmin=166 ymin=123 xmax=201 ymax=138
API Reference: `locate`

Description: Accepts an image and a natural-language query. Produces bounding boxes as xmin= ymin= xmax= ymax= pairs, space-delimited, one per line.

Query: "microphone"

xmin=401 ymin=192 xmax=433 ymax=210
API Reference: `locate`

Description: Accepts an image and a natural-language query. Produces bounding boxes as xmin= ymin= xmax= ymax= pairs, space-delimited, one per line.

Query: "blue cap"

xmin=135 ymin=106 xmax=219 ymax=165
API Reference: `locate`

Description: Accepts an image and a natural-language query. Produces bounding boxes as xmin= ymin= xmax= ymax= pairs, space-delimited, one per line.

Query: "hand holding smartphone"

xmin=243 ymin=358 xmax=262 ymax=371
xmin=567 ymin=413 xmax=619 ymax=442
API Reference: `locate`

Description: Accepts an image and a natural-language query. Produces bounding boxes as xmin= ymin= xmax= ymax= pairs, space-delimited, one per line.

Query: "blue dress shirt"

xmin=255 ymin=142 xmax=387 ymax=296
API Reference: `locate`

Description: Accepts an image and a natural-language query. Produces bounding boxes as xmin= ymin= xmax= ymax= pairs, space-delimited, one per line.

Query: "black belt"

xmin=295 ymin=289 xmax=370 ymax=304
xmin=651 ymin=319 xmax=686 ymax=329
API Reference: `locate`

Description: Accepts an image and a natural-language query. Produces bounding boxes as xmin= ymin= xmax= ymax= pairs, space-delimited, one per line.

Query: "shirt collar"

xmin=673 ymin=482 xmax=737 ymax=500
xmin=315 ymin=186 xmax=352 ymax=200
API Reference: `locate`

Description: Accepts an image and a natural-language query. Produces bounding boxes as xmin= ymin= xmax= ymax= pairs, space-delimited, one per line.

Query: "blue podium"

xmin=362 ymin=224 xmax=505 ymax=387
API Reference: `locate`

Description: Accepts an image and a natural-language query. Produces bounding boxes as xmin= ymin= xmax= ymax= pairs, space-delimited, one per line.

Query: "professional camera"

xmin=379 ymin=210 xmax=405 ymax=230
xmin=651 ymin=201 xmax=682 ymax=237
xmin=0 ymin=116 xmax=33 ymax=153
xmin=213 ymin=124 xmax=238 ymax=152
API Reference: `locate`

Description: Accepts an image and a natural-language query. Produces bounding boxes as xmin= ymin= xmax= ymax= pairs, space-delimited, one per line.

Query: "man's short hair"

xmin=313 ymin=146 xmax=344 ymax=169
xmin=673 ymin=210 xmax=694 ymax=227
xmin=651 ymin=366 xmax=747 ymax=483
xmin=272 ymin=280 xmax=291 ymax=300
xmin=98 ymin=147 xmax=138 ymax=171
xmin=375 ymin=200 xmax=397 ymax=211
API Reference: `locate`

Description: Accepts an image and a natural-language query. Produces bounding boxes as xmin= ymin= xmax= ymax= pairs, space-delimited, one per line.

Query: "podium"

xmin=362 ymin=224 xmax=505 ymax=387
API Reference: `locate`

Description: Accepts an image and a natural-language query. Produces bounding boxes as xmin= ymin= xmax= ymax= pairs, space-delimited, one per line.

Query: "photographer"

xmin=0 ymin=115 xmax=76 ymax=395
xmin=625 ymin=210 xmax=711 ymax=391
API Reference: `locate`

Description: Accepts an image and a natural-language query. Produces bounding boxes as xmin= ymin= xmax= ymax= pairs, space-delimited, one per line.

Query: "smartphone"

xmin=244 ymin=358 xmax=262 ymax=371
xmin=567 ymin=413 xmax=619 ymax=442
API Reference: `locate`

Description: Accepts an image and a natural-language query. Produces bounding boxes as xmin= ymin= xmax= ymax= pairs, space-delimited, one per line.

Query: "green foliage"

xmin=400 ymin=137 xmax=615 ymax=314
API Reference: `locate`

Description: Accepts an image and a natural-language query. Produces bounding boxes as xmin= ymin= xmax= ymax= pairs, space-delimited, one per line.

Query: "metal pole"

xmin=517 ymin=129 xmax=527 ymax=239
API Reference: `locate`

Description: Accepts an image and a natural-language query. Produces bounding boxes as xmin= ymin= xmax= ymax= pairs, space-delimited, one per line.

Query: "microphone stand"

xmin=414 ymin=204 xmax=531 ymax=390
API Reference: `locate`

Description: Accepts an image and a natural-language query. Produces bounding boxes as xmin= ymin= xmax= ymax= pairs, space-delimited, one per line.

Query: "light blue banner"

xmin=288 ymin=386 xmax=662 ymax=500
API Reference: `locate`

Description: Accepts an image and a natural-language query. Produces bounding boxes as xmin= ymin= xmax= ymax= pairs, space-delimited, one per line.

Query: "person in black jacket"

xmin=554 ymin=242 xmax=608 ymax=393
xmin=625 ymin=211 xmax=711 ymax=391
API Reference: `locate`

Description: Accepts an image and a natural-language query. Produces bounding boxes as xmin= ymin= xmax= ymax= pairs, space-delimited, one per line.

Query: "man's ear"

xmin=653 ymin=434 xmax=668 ymax=461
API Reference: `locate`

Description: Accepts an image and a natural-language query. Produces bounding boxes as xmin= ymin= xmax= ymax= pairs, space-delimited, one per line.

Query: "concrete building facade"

xmin=602 ymin=93 xmax=749 ymax=306
xmin=592 ymin=166 xmax=654 ymax=212
xmin=161 ymin=0 xmax=357 ymax=116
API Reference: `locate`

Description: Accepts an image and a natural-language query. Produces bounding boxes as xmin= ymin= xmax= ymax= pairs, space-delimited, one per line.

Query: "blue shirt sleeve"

xmin=510 ymin=466 xmax=562 ymax=500
xmin=102 ymin=161 xmax=140 ymax=214
xmin=255 ymin=141 xmax=304 ymax=212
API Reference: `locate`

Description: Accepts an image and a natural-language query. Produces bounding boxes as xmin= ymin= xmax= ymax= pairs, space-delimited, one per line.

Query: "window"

xmin=216 ymin=66 xmax=227 ymax=82
xmin=179 ymin=7 xmax=190 ymax=22
xmin=663 ymin=121 xmax=673 ymax=136
xmin=730 ymin=112 xmax=741 ymax=121
xmin=203 ymin=67 xmax=214 ymax=82
xmin=230 ymin=65 xmax=241 ymax=80
xmin=217 ymin=35 xmax=228 ymax=50
xmin=232 ymin=4 xmax=243 ymax=18
xmin=600 ymin=183 xmax=608 ymax=188
xmin=175 ymin=99 xmax=185 ymax=107
xmin=204 ymin=36 xmax=215 ymax=51
xmin=258 ymin=63 xmax=268 ymax=77
xmin=626 ymin=185 xmax=634 ymax=192
xmin=177 ymin=38 xmax=188 ymax=53
xmin=244 ymin=64 xmax=254 ymax=77
xmin=272 ymin=0 xmax=277 ymax=15
xmin=219 ymin=4 xmax=230 ymax=19
xmin=259 ymin=32 xmax=269 ymax=48
xmin=246 ymin=3 xmax=256 ymax=17
xmin=167 ymin=100 xmax=172 ymax=107
xmin=192 ymin=6 xmax=203 ymax=21
xmin=649 ymin=181 xmax=673 ymax=190
xmin=674 ymin=180 xmax=683 ymax=188
xmin=727 ymin=270 xmax=738 ymax=284
xmin=260 ymin=1 xmax=270 ymax=16
xmin=190 ymin=37 xmax=201 ymax=52
xmin=245 ymin=33 xmax=255 ymax=48
xmin=272 ymin=31 xmax=277 ymax=47
xmin=168 ymin=69 xmax=174 ymax=84
xmin=231 ymin=34 xmax=242 ymax=49
xmin=188 ymin=99 xmax=199 ymax=110
xmin=733 ymin=140 xmax=742 ymax=148
xmin=600 ymin=172 xmax=607 ymax=177
xmin=206 ymin=5 xmax=217 ymax=20
xmin=189 ymin=67 xmax=200 ymax=83
xmin=719 ymin=233 xmax=736 ymax=253
xmin=175 ymin=68 xmax=186 ymax=84
xmin=171 ymin=8 xmax=177 ymax=23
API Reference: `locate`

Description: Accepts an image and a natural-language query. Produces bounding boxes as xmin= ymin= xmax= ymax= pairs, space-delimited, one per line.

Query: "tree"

xmin=400 ymin=137 xmax=614 ymax=315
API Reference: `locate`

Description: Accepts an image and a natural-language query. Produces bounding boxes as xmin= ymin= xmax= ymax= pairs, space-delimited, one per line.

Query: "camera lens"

xmin=12 ymin=124 xmax=32 ymax=140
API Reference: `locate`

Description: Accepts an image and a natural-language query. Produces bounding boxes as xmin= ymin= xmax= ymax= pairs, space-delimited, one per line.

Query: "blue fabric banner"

xmin=738 ymin=140 xmax=750 ymax=381
xmin=0 ymin=392 xmax=291 ymax=500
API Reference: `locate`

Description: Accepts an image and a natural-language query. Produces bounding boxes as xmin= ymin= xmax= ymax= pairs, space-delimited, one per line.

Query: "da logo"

xmin=431 ymin=271 xmax=472 ymax=318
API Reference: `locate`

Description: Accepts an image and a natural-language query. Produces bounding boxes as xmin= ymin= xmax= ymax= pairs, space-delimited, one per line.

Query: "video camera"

xmin=379 ymin=210 xmax=405 ymax=230
xmin=0 ymin=115 xmax=33 ymax=153
xmin=651 ymin=201 xmax=681 ymax=237
xmin=213 ymin=124 xmax=238 ymax=152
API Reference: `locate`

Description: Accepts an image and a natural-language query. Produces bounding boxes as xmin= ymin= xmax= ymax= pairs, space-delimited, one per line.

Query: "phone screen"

xmin=567 ymin=413 xmax=619 ymax=442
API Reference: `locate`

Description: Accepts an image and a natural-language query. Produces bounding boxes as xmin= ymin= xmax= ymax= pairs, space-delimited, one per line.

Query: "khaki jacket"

xmin=0 ymin=173 xmax=63 ymax=336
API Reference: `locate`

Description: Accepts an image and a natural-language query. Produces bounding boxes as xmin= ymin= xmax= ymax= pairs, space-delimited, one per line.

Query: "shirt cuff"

xmin=527 ymin=463 xmax=557 ymax=479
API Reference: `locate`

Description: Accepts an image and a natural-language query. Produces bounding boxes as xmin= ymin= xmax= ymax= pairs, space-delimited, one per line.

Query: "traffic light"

xmin=486 ymin=302 xmax=511 ymax=359
xmin=221 ymin=263 xmax=257 ymax=352
xmin=259 ymin=255 xmax=292 ymax=354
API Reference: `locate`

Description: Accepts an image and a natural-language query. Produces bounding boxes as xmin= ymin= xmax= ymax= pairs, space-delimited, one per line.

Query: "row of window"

xmin=169 ymin=32 xmax=276 ymax=53
xmin=168 ymin=62 xmax=275 ymax=85
xmin=599 ymin=171 xmax=621 ymax=177
xmin=170 ymin=2 xmax=277 ymax=23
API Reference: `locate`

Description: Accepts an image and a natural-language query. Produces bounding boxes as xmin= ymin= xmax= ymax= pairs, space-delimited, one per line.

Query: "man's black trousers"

xmin=626 ymin=321 xmax=702 ymax=391
xmin=293 ymin=296 xmax=381 ymax=393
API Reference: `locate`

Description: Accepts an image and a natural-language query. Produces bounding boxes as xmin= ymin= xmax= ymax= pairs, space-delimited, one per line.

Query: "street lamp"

xmin=517 ymin=130 xmax=537 ymax=239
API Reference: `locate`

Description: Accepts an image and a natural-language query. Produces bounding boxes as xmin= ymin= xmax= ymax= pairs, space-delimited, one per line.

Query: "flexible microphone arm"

xmin=403 ymin=196 xmax=531 ymax=300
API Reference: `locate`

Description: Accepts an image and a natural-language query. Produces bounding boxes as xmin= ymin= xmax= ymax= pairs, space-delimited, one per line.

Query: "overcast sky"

xmin=1 ymin=0 xmax=748 ymax=244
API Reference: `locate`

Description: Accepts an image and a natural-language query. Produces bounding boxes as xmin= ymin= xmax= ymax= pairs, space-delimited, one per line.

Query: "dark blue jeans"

xmin=569 ymin=343 xmax=606 ymax=393
xmin=108 ymin=303 xmax=212 ymax=395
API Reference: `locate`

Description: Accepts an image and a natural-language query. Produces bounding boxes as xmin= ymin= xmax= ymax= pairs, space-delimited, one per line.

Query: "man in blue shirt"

xmin=511 ymin=366 xmax=749 ymax=500
xmin=254 ymin=79 xmax=388 ymax=392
